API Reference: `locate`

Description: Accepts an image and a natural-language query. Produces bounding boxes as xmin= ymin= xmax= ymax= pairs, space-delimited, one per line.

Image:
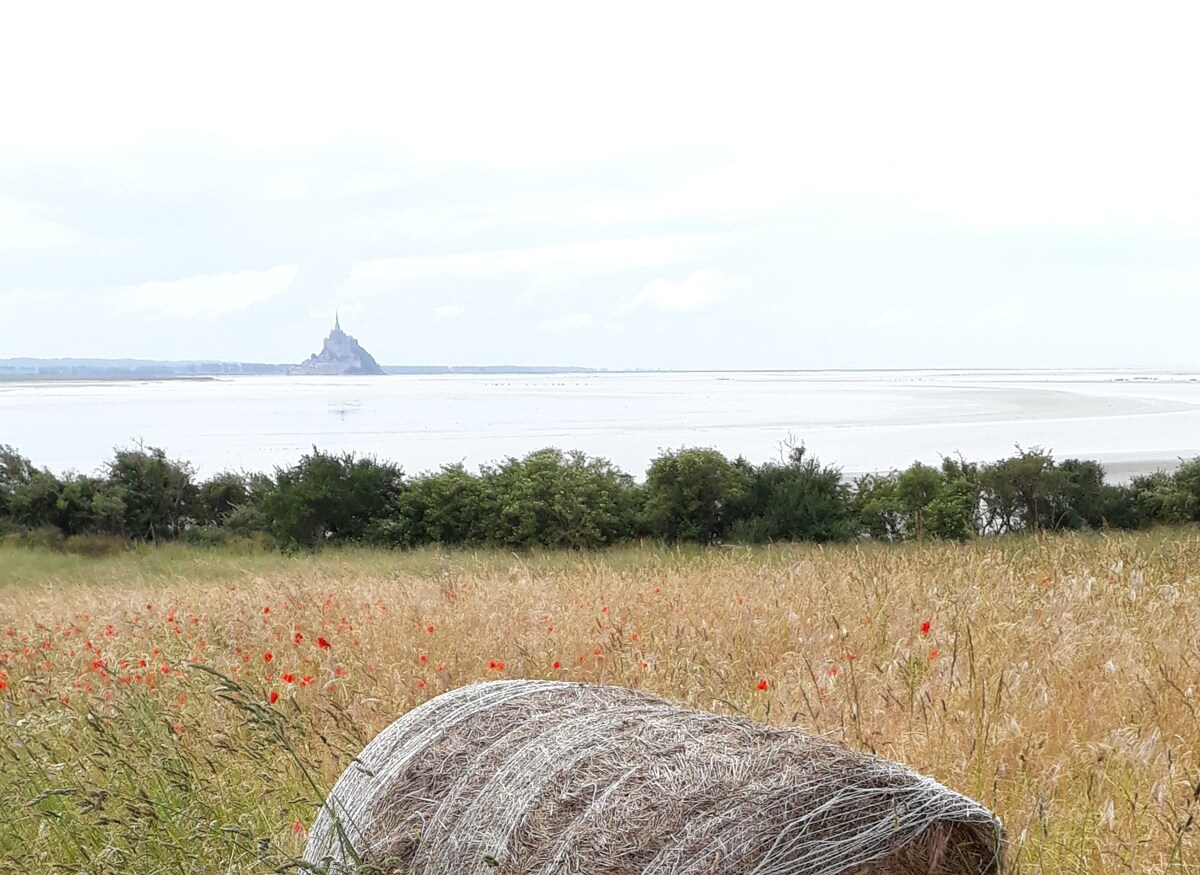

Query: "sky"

xmin=2 ymin=2 xmax=1199 ymax=370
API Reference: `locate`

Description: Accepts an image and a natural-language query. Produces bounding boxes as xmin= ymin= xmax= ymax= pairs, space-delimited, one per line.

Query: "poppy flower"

xmin=756 ymin=679 xmax=768 ymax=691
xmin=920 ymin=621 xmax=931 ymax=637
xmin=552 ymin=661 xmax=561 ymax=670
xmin=317 ymin=637 xmax=331 ymax=650
xmin=269 ymin=690 xmax=279 ymax=704
xmin=263 ymin=652 xmax=273 ymax=663
xmin=293 ymin=632 xmax=303 ymax=644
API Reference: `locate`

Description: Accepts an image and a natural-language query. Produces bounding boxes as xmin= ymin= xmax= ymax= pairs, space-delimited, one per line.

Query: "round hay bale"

xmin=304 ymin=680 xmax=1003 ymax=874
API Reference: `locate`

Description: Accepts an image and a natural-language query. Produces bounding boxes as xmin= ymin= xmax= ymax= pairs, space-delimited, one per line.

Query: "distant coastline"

xmin=0 ymin=358 xmax=604 ymax=381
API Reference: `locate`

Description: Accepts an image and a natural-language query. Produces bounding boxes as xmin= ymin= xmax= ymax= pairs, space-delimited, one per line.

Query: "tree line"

xmin=1 ymin=442 xmax=1198 ymax=553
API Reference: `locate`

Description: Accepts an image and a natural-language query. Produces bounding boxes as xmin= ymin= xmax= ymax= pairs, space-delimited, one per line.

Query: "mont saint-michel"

xmin=289 ymin=315 xmax=385 ymax=376
xmin=0 ymin=314 xmax=595 ymax=380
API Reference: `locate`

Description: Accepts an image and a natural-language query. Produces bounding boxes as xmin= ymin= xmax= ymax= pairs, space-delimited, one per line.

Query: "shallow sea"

xmin=2 ymin=370 xmax=1199 ymax=480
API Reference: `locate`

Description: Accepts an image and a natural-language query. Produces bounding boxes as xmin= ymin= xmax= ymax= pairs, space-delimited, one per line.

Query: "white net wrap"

xmin=303 ymin=680 xmax=1003 ymax=874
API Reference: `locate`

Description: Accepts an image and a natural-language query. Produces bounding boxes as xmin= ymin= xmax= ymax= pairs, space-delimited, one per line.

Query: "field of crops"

xmin=1 ymin=532 xmax=1198 ymax=873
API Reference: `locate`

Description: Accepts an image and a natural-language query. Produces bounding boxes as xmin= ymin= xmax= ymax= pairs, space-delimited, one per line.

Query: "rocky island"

xmin=290 ymin=315 xmax=385 ymax=376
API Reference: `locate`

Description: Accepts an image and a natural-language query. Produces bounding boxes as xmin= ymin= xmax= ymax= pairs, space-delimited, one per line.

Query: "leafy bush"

xmin=0 ymin=444 xmax=35 ymax=519
xmin=1129 ymin=459 xmax=1200 ymax=525
xmin=643 ymin=448 xmax=744 ymax=544
xmin=55 ymin=474 xmax=126 ymax=536
xmin=852 ymin=459 xmax=980 ymax=541
xmin=390 ymin=464 xmax=489 ymax=548
xmin=476 ymin=449 xmax=638 ymax=550
xmin=262 ymin=450 xmax=404 ymax=549
xmin=7 ymin=469 xmax=65 ymax=531
xmin=181 ymin=524 xmax=233 ymax=548
xmin=194 ymin=472 xmax=253 ymax=526
xmin=851 ymin=472 xmax=903 ymax=541
xmin=105 ymin=446 xmax=198 ymax=541
xmin=731 ymin=445 xmax=854 ymax=543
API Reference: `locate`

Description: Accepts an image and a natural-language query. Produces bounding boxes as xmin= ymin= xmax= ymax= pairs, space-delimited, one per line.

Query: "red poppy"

xmin=756 ymin=679 xmax=768 ymax=691
xmin=920 ymin=621 xmax=931 ymax=637
xmin=293 ymin=632 xmax=303 ymax=644
xmin=269 ymin=690 xmax=279 ymax=704
xmin=282 ymin=673 xmax=295 ymax=684
xmin=552 ymin=661 xmax=561 ymax=669
xmin=263 ymin=652 xmax=273 ymax=662
xmin=317 ymin=637 xmax=331 ymax=650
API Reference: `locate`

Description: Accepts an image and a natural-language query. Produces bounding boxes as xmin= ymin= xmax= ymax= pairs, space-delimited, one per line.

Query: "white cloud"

xmin=109 ymin=265 xmax=298 ymax=320
xmin=621 ymin=269 xmax=749 ymax=314
xmin=538 ymin=312 xmax=593 ymax=332
xmin=435 ymin=304 xmax=465 ymax=318
xmin=346 ymin=234 xmax=732 ymax=287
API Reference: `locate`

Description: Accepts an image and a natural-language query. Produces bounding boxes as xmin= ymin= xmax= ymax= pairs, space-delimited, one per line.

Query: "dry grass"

xmin=1 ymin=531 xmax=1198 ymax=873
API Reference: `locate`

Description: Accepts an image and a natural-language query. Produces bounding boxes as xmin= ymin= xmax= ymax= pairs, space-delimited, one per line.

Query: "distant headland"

xmin=289 ymin=314 xmax=385 ymax=376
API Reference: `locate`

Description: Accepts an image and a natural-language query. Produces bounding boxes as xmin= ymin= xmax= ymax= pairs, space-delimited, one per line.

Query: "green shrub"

xmin=263 ymin=450 xmax=404 ymax=549
xmin=180 ymin=524 xmax=232 ymax=548
xmin=477 ymin=449 xmax=637 ymax=550
xmin=194 ymin=472 xmax=254 ymax=526
xmin=105 ymin=445 xmax=197 ymax=541
xmin=394 ymin=464 xmax=488 ymax=548
xmin=643 ymin=448 xmax=744 ymax=544
xmin=731 ymin=445 xmax=854 ymax=543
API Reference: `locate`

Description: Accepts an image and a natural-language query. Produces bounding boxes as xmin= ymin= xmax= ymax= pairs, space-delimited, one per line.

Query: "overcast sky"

xmin=2 ymin=3 xmax=1198 ymax=369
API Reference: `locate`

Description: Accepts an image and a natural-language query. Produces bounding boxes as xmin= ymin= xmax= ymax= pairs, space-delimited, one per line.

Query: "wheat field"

xmin=1 ymin=531 xmax=1198 ymax=873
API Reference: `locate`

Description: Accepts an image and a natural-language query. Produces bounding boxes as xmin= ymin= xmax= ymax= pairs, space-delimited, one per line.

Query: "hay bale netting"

xmin=304 ymin=680 xmax=1003 ymax=874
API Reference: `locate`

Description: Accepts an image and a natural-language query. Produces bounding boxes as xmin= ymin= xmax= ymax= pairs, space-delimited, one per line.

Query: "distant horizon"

xmin=3 ymin=355 xmax=1200 ymax=378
